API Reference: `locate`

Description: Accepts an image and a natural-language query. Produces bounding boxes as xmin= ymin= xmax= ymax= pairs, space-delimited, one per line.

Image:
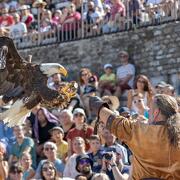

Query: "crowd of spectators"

xmin=0 ymin=49 xmax=179 ymax=180
xmin=0 ymin=0 xmax=179 ymax=43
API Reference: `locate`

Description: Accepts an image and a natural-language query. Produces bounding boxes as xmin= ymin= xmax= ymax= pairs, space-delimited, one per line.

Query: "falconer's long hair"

xmin=155 ymin=94 xmax=180 ymax=148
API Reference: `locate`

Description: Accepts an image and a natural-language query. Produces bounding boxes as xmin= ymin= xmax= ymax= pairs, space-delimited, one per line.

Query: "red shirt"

xmin=0 ymin=15 xmax=14 ymax=27
xmin=62 ymin=12 xmax=81 ymax=31
xmin=66 ymin=126 xmax=94 ymax=151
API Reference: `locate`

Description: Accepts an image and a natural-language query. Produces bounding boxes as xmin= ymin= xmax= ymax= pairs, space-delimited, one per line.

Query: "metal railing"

xmin=1 ymin=0 xmax=179 ymax=49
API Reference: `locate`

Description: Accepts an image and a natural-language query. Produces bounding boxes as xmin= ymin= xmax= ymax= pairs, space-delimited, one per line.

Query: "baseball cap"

xmin=118 ymin=107 xmax=131 ymax=114
xmin=76 ymin=154 xmax=93 ymax=172
xmin=104 ymin=64 xmax=113 ymax=70
xmin=73 ymin=108 xmax=86 ymax=117
xmin=155 ymin=81 xmax=167 ymax=88
xmin=83 ymin=85 xmax=96 ymax=94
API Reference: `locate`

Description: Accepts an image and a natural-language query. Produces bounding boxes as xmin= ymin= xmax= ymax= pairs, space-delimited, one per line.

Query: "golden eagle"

xmin=0 ymin=37 xmax=77 ymax=126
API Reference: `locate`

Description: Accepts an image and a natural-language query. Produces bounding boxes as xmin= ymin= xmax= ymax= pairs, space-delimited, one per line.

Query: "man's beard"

xmin=82 ymin=165 xmax=91 ymax=175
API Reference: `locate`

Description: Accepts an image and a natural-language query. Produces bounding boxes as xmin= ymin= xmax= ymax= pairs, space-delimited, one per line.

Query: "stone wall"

xmin=19 ymin=21 xmax=180 ymax=92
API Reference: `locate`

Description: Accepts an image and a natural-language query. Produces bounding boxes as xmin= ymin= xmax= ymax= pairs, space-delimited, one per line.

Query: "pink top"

xmin=110 ymin=2 xmax=125 ymax=20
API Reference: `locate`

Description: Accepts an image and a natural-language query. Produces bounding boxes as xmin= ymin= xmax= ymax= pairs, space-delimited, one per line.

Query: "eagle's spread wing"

xmin=0 ymin=37 xmax=77 ymax=127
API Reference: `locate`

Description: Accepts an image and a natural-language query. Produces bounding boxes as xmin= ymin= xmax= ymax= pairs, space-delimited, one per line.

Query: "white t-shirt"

xmin=10 ymin=22 xmax=27 ymax=38
xmin=116 ymin=63 xmax=135 ymax=88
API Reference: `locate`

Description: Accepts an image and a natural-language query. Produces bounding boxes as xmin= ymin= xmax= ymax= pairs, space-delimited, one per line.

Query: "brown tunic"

xmin=106 ymin=115 xmax=180 ymax=180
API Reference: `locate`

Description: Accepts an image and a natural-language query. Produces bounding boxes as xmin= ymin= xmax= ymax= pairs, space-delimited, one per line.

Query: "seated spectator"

xmin=131 ymin=93 xmax=149 ymax=121
xmin=127 ymin=74 xmax=153 ymax=111
xmin=155 ymin=81 xmax=167 ymax=94
xmin=0 ymin=6 xmax=14 ymax=27
xmin=9 ymin=13 xmax=27 ymax=38
xmin=8 ymin=163 xmax=23 ymax=180
xmin=102 ymin=128 xmax=128 ymax=164
xmin=20 ymin=152 xmax=35 ymax=180
xmin=60 ymin=3 xmax=81 ymax=40
xmin=35 ymin=142 xmax=64 ymax=178
xmin=102 ymin=4 xmax=111 ymax=33
xmin=67 ymin=108 xmax=94 ymax=155
xmin=19 ymin=5 xmax=34 ymax=29
xmin=79 ymin=68 xmax=92 ymax=96
xmin=49 ymin=126 xmax=68 ymax=162
xmin=88 ymin=135 xmax=104 ymax=173
xmin=40 ymin=160 xmax=61 ymax=180
xmin=64 ymin=137 xmax=86 ymax=178
xmin=33 ymin=107 xmax=58 ymax=160
xmin=114 ymin=51 xmax=135 ymax=98
xmin=75 ymin=154 xmax=94 ymax=179
xmin=47 ymin=73 xmax=62 ymax=91
xmin=0 ymin=142 xmax=8 ymax=180
xmin=98 ymin=64 xmax=116 ymax=96
xmin=91 ymin=173 xmax=109 ymax=180
xmin=57 ymin=109 xmax=75 ymax=140
xmin=101 ymin=151 xmax=130 ymax=180
xmin=163 ymin=84 xmax=175 ymax=96
xmin=101 ymin=95 xmax=120 ymax=115
xmin=8 ymin=125 xmax=36 ymax=169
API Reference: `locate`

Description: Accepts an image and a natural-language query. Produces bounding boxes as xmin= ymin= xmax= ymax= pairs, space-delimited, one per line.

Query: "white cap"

xmin=104 ymin=64 xmax=113 ymax=69
xmin=73 ymin=108 xmax=86 ymax=117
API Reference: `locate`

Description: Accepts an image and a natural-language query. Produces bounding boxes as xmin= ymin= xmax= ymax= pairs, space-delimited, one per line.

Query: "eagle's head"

xmin=40 ymin=63 xmax=68 ymax=77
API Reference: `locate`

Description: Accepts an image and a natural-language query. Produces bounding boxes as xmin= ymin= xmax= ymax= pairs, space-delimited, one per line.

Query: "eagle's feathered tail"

xmin=0 ymin=99 xmax=31 ymax=127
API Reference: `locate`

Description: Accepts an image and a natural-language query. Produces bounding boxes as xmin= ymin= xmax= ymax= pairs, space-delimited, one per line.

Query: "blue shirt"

xmin=11 ymin=137 xmax=36 ymax=168
xmin=88 ymin=150 xmax=104 ymax=173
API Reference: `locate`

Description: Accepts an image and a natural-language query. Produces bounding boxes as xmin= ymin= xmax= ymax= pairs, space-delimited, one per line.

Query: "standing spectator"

xmin=49 ymin=126 xmax=68 ymax=161
xmin=0 ymin=7 xmax=14 ymax=27
xmin=98 ymin=64 xmax=116 ymax=96
xmin=20 ymin=152 xmax=35 ymax=180
xmin=61 ymin=3 xmax=81 ymax=40
xmin=52 ymin=10 xmax=62 ymax=26
xmin=0 ymin=142 xmax=8 ymax=180
xmin=34 ymin=142 xmax=64 ymax=178
xmin=58 ymin=109 xmax=75 ymax=140
xmin=64 ymin=137 xmax=86 ymax=178
xmin=66 ymin=108 xmax=94 ymax=155
xmin=114 ymin=51 xmax=135 ymax=98
xmin=127 ymin=74 xmax=153 ymax=110
xmin=33 ymin=108 xmax=58 ymax=160
xmin=8 ymin=125 xmax=36 ymax=169
xmin=19 ymin=5 xmax=34 ymax=29
xmin=9 ymin=13 xmax=27 ymax=38
xmin=90 ymin=94 xmax=180 ymax=179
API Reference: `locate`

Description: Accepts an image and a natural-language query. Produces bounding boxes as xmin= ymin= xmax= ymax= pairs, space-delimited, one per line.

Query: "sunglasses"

xmin=44 ymin=147 xmax=55 ymax=151
xmin=137 ymin=80 xmax=145 ymax=83
xmin=79 ymin=159 xmax=91 ymax=165
xmin=74 ymin=113 xmax=84 ymax=117
xmin=134 ymin=99 xmax=143 ymax=104
xmin=42 ymin=166 xmax=54 ymax=172
xmin=11 ymin=170 xmax=22 ymax=174
xmin=81 ymin=73 xmax=88 ymax=76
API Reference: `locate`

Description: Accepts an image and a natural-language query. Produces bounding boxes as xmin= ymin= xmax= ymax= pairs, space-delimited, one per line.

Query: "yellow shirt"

xmin=56 ymin=140 xmax=68 ymax=160
xmin=108 ymin=116 xmax=180 ymax=180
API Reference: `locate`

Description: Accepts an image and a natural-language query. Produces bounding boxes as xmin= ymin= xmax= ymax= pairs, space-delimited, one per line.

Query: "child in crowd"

xmin=49 ymin=126 xmax=68 ymax=163
xmin=132 ymin=93 xmax=149 ymax=121
xmin=88 ymin=135 xmax=103 ymax=173
xmin=98 ymin=64 xmax=116 ymax=96
xmin=20 ymin=152 xmax=35 ymax=180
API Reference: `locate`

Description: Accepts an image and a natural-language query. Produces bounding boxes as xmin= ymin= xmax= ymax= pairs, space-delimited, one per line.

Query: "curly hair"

xmin=155 ymin=94 xmax=180 ymax=148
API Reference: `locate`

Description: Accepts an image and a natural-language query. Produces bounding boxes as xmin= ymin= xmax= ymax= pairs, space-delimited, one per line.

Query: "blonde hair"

xmin=155 ymin=94 xmax=180 ymax=148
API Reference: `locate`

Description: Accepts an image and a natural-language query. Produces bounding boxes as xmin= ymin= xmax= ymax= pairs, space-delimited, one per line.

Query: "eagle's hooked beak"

xmin=59 ymin=65 xmax=68 ymax=77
